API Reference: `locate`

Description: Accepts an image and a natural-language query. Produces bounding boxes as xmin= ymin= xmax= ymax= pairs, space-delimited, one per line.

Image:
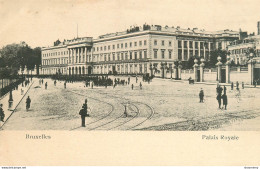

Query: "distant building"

xmin=41 ymin=24 xmax=239 ymax=75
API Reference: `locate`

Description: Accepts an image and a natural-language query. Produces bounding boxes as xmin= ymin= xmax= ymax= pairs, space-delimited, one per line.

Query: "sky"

xmin=0 ymin=0 xmax=260 ymax=48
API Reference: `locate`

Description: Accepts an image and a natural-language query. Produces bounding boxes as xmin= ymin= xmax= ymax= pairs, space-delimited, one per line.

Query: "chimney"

xmin=258 ymin=21 xmax=260 ymax=35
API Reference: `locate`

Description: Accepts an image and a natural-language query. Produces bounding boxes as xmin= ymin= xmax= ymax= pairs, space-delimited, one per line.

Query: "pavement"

xmin=1 ymin=76 xmax=260 ymax=131
xmin=0 ymin=80 xmax=34 ymax=129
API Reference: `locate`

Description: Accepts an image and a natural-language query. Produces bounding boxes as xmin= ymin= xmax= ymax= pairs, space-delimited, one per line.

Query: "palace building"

xmin=41 ymin=24 xmax=239 ymax=76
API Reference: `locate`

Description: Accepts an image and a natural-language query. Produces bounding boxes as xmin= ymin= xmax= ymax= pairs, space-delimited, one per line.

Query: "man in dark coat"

xmin=26 ymin=96 xmax=31 ymax=110
xmin=217 ymin=94 xmax=222 ymax=109
xmin=45 ymin=82 xmax=48 ymax=89
xmin=199 ymin=88 xmax=204 ymax=103
xmin=231 ymin=82 xmax=234 ymax=90
xmin=0 ymin=104 xmax=5 ymax=122
xmin=222 ymin=93 xmax=228 ymax=110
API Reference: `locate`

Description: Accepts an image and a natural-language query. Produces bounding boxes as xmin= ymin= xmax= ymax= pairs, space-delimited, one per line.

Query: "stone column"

xmin=193 ymin=59 xmax=199 ymax=82
xmin=174 ymin=63 xmax=178 ymax=79
xmin=85 ymin=47 xmax=87 ymax=63
xmin=225 ymin=56 xmax=231 ymax=83
xmin=248 ymin=59 xmax=255 ymax=85
xmin=200 ymin=58 xmax=205 ymax=82
xmin=178 ymin=64 xmax=182 ymax=80
xmin=216 ymin=56 xmax=222 ymax=83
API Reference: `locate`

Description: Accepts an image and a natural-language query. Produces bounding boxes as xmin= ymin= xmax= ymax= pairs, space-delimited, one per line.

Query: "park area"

xmin=1 ymin=76 xmax=260 ymax=131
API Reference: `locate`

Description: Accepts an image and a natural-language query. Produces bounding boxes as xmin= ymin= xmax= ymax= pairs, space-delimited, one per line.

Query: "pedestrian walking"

xmin=131 ymin=84 xmax=134 ymax=90
xmin=91 ymin=82 xmax=94 ymax=89
xmin=254 ymin=80 xmax=257 ymax=88
xmin=54 ymin=80 xmax=57 ymax=86
xmin=242 ymin=82 xmax=244 ymax=89
xmin=236 ymin=81 xmax=239 ymax=90
xmin=136 ymin=76 xmax=138 ymax=83
xmin=0 ymin=104 xmax=5 ymax=122
xmin=64 ymin=81 xmax=66 ymax=89
xmin=139 ymin=82 xmax=142 ymax=90
xmin=222 ymin=93 xmax=228 ymax=110
xmin=216 ymin=94 xmax=222 ymax=109
xmin=199 ymin=88 xmax=204 ymax=103
xmin=45 ymin=82 xmax=48 ymax=89
xmin=231 ymin=82 xmax=234 ymax=90
xmin=223 ymin=85 xmax=227 ymax=94
xmin=26 ymin=96 xmax=31 ymax=111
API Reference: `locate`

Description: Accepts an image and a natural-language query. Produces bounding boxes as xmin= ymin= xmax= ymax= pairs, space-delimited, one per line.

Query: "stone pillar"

xmin=200 ymin=58 xmax=205 ymax=82
xmin=193 ymin=59 xmax=199 ymax=82
xmin=216 ymin=56 xmax=222 ymax=83
xmin=69 ymin=49 xmax=71 ymax=64
xmin=85 ymin=47 xmax=87 ymax=63
xmin=226 ymin=56 xmax=231 ymax=83
xmin=178 ymin=63 xmax=182 ymax=80
xmin=248 ymin=59 xmax=255 ymax=85
xmin=174 ymin=63 xmax=178 ymax=79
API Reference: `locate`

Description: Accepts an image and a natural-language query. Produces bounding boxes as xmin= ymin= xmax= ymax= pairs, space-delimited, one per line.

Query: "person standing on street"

xmin=236 ymin=81 xmax=239 ymax=90
xmin=64 ymin=81 xmax=66 ymax=89
xmin=139 ymin=82 xmax=142 ymax=90
xmin=222 ymin=93 xmax=228 ymax=110
xmin=242 ymin=82 xmax=244 ymax=89
xmin=199 ymin=88 xmax=204 ymax=103
xmin=45 ymin=82 xmax=48 ymax=89
xmin=217 ymin=94 xmax=222 ymax=109
xmin=131 ymin=84 xmax=134 ymax=90
xmin=79 ymin=100 xmax=88 ymax=127
xmin=0 ymin=104 xmax=5 ymax=122
xmin=26 ymin=96 xmax=31 ymax=111
xmin=231 ymin=82 xmax=234 ymax=90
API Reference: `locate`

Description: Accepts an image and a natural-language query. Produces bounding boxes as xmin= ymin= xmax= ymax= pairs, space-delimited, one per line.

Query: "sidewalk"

xmin=0 ymin=80 xmax=34 ymax=129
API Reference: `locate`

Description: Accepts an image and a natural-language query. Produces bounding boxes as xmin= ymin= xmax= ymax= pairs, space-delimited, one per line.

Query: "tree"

xmin=208 ymin=49 xmax=228 ymax=68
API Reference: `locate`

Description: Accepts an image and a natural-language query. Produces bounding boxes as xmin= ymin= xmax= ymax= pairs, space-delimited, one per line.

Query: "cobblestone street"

xmin=1 ymin=77 xmax=260 ymax=130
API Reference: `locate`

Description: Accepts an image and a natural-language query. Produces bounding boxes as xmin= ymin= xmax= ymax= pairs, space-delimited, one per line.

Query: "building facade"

xmin=41 ymin=25 xmax=239 ymax=76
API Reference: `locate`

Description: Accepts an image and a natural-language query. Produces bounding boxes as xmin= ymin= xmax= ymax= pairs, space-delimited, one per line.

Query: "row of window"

xmin=153 ymin=50 xmax=172 ymax=59
xmin=90 ymin=50 xmax=148 ymax=62
xmin=42 ymin=51 xmax=69 ymax=57
xmin=42 ymin=58 xmax=68 ymax=65
xmin=178 ymin=49 xmax=210 ymax=61
xmin=178 ymin=40 xmax=214 ymax=49
xmin=93 ymin=40 xmax=148 ymax=52
xmin=230 ymin=49 xmax=260 ymax=55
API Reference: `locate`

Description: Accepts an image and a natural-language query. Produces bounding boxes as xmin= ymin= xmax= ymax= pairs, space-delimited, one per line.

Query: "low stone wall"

xmin=230 ymin=70 xmax=250 ymax=84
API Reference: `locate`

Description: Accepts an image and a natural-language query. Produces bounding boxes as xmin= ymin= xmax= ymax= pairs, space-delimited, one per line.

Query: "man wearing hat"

xmin=79 ymin=99 xmax=88 ymax=127
xmin=0 ymin=104 xmax=5 ymax=122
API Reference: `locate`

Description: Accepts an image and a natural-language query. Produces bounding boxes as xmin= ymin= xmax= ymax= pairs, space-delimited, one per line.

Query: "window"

xmin=130 ymin=52 xmax=132 ymax=59
xmin=178 ymin=49 xmax=182 ymax=60
xmin=162 ymin=40 xmax=165 ymax=46
xmin=130 ymin=42 xmax=132 ymax=47
xmin=121 ymin=53 xmax=124 ymax=60
xmin=97 ymin=47 xmax=99 ymax=51
xmin=200 ymin=42 xmax=204 ymax=49
xmin=144 ymin=51 xmax=147 ymax=59
xmin=154 ymin=50 xmax=157 ymax=59
xmin=189 ymin=41 xmax=193 ymax=48
xmin=144 ymin=40 xmax=147 ymax=45
xmin=121 ymin=43 xmax=123 ymax=48
xmin=113 ymin=53 xmax=115 ymax=60
xmin=104 ymin=46 xmax=106 ymax=51
xmin=154 ymin=40 xmax=157 ymax=45
xmin=113 ymin=45 xmax=115 ymax=49
xmin=117 ymin=44 xmax=119 ymax=48
xmin=125 ymin=43 xmax=127 ymax=48
xmin=184 ymin=41 xmax=187 ymax=48
xmin=169 ymin=41 xmax=172 ymax=46
xmin=104 ymin=55 xmax=107 ymax=61
xmin=108 ymin=45 xmax=110 ymax=50
xmin=139 ymin=51 xmax=142 ymax=59
xmin=195 ymin=42 xmax=198 ymax=49
xmin=178 ymin=41 xmax=182 ymax=48
xmin=125 ymin=52 xmax=128 ymax=60
xmin=101 ymin=47 xmax=103 ymax=51
xmin=169 ymin=51 xmax=172 ymax=59
xmin=161 ymin=50 xmax=165 ymax=59
xmin=134 ymin=42 xmax=137 ymax=46
xmin=184 ymin=50 xmax=188 ymax=60
xmin=139 ymin=41 xmax=142 ymax=46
